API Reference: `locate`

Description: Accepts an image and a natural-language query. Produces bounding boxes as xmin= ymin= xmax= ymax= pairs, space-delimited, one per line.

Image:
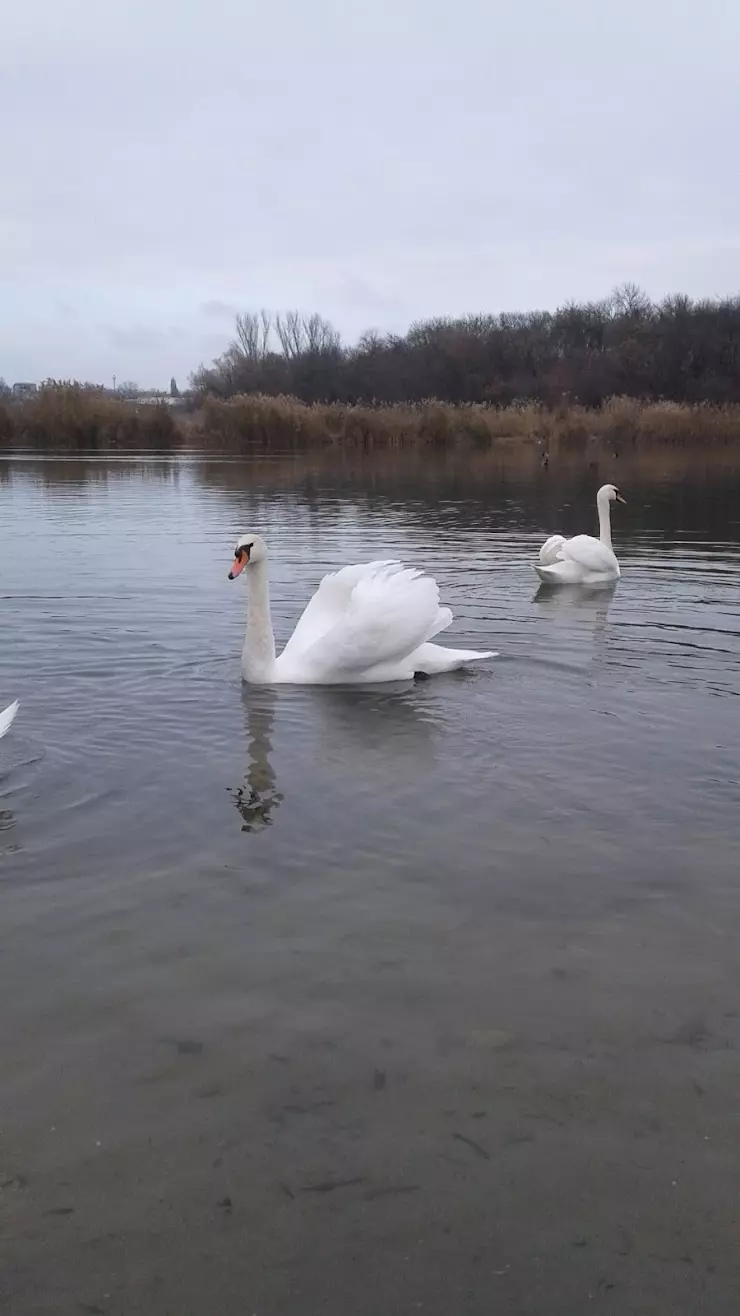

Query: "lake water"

xmin=1 ymin=449 xmax=740 ymax=1315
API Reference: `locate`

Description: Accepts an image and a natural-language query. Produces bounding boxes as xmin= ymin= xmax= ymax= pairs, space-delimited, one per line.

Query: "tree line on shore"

xmin=190 ymin=285 xmax=740 ymax=408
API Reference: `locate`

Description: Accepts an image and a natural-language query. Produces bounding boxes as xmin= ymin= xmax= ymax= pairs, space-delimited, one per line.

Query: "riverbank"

xmin=4 ymin=386 xmax=740 ymax=454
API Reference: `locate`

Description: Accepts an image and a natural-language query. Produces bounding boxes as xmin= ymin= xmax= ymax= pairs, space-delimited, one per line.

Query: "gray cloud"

xmin=106 ymin=325 xmax=191 ymax=353
xmin=200 ymin=301 xmax=241 ymax=321
xmin=2 ymin=0 xmax=739 ymax=387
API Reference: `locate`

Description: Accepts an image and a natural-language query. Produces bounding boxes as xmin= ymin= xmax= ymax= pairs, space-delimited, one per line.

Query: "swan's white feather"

xmin=280 ymin=560 xmax=401 ymax=660
xmin=279 ymin=563 xmax=443 ymax=682
xmin=538 ymin=534 xmax=567 ymax=565
xmin=559 ymin=534 xmax=618 ymax=574
xmin=274 ymin=562 xmax=493 ymax=684
xmin=0 ymin=701 xmax=19 ymax=739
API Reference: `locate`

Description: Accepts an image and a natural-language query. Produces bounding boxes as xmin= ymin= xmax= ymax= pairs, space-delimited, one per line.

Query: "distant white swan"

xmin=228 ymin=534 xmax=497 ymax=684
xmin=534 ymin=484 xmax=626 ymax=585
xmin=0 ymin=701 xmax=19 ymax=739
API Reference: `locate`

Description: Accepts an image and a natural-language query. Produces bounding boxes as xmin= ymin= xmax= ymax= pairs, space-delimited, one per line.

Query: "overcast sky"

xmin=2 ymin=0 xmax=738 ymax=388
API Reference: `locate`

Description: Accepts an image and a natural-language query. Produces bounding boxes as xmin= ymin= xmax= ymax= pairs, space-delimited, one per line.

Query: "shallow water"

xmin=2 ymin=451 xmax=740 ymax=1314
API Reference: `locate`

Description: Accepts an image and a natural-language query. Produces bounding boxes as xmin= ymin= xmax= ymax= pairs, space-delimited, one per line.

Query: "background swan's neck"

xmin=242 ymin=561 xmax=277 ymax=682
xmin=596 ymin=493 xmax=613 ymax=548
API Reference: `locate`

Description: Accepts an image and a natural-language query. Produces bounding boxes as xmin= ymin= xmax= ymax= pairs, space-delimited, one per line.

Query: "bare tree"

xmin=274 ymin=310 xmax=305 ymax=359
xmin=273 ymin=311 xmax=339 ymax=358
xmin=304 ymin=312 xmax=340 ymax=354
xmin=234 ymin=310 xmax=272 ymax=361
xmin=260 ymin=309 xmax=272 ymax=355
xmin=611 ymin=282 xmax=652 ymax=319
xmin=356 ymin=329 xmax=383 ymax=353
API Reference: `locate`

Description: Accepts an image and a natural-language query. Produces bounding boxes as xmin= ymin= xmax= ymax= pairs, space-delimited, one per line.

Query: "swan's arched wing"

xmin=559 ymin=534 xmax=616 ymax=573
xmin=291 ymin=565 xmax=445 ymax=681
xmin=539 ymin=534 xmax=567 ymax=565
xmin=0 ymin=701 xmax=19 ymax=739
xmin=280 ymin=560 xmax=401 ymax=661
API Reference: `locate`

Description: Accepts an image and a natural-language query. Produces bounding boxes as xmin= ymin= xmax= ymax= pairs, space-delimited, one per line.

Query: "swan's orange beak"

xmin=228 ymin=554 xmax=246 ymax=580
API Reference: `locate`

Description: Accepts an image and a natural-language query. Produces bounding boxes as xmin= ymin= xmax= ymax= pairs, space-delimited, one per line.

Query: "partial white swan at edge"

xmin=228 ymin=534 xmax=497 ymax=685
xmin=0 ymin=701 xmax=19 ymax=739
xmin=534 ymin=484 xmax=626 ymax=585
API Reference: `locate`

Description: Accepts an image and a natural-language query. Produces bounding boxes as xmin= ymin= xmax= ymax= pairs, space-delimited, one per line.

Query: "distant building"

xmin=12 ymin=382 xmax=37 ymax=397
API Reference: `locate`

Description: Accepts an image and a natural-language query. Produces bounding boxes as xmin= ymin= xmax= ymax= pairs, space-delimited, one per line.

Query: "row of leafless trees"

xmin=190 ymin=285 xmax=740 ymax=408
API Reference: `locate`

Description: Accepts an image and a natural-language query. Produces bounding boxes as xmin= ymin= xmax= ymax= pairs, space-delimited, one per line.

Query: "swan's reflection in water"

xmin=229 ymin=687 xmax=284 ymax=833
xmin=533 ymin=581 xmax=617 ymax=671
xmin=229 ymin=680 xmax=444 ymax=836
xmin=0 ymin=740 xmax=24 ymax=842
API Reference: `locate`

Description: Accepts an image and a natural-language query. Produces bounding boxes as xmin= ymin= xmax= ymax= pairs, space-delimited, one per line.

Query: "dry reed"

xmin=3 ymin=385 xmax=740 ymax=453
xmin=0 ymin=384 xmax=178 ymax=449
xmin=195 ymin=393 xmax=740 ymax=451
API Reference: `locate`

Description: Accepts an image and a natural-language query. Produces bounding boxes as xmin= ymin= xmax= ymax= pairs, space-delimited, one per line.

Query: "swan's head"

xmin=229 ymin=532 xmax=268 ymax=578
xmin=598 ymin=483 xmax=626 ymax=505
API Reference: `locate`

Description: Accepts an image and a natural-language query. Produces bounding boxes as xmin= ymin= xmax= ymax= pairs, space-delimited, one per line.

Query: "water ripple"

xmin=0 ymin=453 xmax=739 ymax=894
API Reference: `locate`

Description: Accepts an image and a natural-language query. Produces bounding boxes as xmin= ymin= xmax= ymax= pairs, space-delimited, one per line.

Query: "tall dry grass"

xmin=4 ymin=384 xmax=740 ymax=453
xmin=195 ymin=393 xmax=740 ymax=452
xmin=0 ymin=383 xmax=178 ymax=449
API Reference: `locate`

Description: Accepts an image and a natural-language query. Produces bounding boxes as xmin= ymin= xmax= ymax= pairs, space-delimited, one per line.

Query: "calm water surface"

xmin=1 ymin=450 xmax=740 ymax=1315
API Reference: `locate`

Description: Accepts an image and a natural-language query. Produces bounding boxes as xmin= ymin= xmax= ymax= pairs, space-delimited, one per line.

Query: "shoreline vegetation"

xmin=5 ymin=286 xmax=740 ymax=453
xmin=4 ymin=386 xmax=740 ymax=456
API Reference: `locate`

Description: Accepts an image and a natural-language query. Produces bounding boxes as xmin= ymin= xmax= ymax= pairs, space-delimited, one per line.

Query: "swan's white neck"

xmin=596 ymin=491 xmax=613 ymax=549
xmin=242 ymin=560 xmax=277 ymax=683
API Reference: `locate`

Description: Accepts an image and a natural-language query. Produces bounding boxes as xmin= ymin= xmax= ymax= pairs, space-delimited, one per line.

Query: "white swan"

xmin=228 ymin=534 xmax=497 ymax=684
xmin=534 ymin=484 xmax=626 ymax=585
xmin=0 ymin=701 xmax=19 ymax=739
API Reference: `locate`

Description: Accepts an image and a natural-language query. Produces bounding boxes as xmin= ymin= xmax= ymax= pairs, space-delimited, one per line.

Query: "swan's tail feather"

xmin=533 ymin=564 xmax=559 ymax=583
xmin=451 ymin=648 xmax=498 ymax=663
xmin=0 ymin=701 xmax=19 ymax=739
xmin=534 ymin=559 xmax=595 ymax=585
xmin=413 ymin=644 xmax=497 ymax=675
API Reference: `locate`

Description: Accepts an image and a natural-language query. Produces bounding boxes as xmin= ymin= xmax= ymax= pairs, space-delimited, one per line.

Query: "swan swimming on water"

xmin=0 ymin=702 xmax=19 ymax=739
xmin=534 ymin=484 xmax=626 ymax=586
xmin=228 ymin=534 xmax=497 ymax=684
